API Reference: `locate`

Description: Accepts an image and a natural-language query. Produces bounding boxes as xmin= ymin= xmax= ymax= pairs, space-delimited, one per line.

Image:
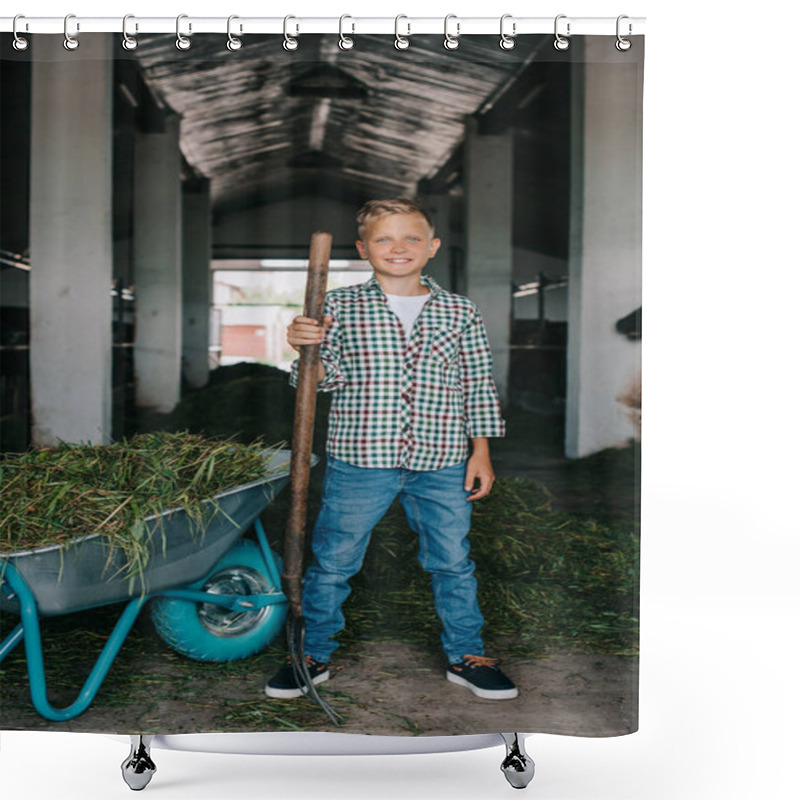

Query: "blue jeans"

xmin=302 ymin=458 xmax=485 ymax=664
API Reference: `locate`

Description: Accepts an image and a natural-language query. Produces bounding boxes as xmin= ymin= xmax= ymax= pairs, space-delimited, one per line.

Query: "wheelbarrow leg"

xmin=500 ymin=733 xmax=535 ymax=789
xmin=121 ymin=735 xmax=156 ymax=791
xmin=3 ymin=560 xmax=149 ymax=721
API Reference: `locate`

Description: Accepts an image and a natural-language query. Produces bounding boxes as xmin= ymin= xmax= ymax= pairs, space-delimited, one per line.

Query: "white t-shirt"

xmin=385 ymin=292 xmax=430 ymax=339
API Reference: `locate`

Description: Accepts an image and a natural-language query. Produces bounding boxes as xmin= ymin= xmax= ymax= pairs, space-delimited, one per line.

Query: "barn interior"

xmin=0 ymin=30 xmax=643 ymax=735
xmin=0 ymin=32 xmax=641 ymax=471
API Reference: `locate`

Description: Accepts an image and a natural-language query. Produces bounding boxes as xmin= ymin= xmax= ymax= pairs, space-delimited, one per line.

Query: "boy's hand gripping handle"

xmin=283 ymin=232 xmax=331 ymax=618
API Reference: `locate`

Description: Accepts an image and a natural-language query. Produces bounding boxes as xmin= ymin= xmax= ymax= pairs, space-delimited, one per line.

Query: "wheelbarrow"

xmin=0 ymin=446 xmax=312 ymax=722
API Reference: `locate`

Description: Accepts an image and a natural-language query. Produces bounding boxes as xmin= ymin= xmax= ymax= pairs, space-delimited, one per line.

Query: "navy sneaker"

xmin=446 ymin=655 xmax=519 ymax=700
xmin=265 ymin=656 xmax=330 ymax=699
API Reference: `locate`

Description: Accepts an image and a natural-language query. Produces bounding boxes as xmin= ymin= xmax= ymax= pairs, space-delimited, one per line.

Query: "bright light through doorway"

xmin=211 ymin=261 xmax=372 ymax=371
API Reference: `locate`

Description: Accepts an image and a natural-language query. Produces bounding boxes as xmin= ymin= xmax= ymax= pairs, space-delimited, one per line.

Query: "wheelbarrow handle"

xmin=283 ymin=232 xmax=332 ymax=617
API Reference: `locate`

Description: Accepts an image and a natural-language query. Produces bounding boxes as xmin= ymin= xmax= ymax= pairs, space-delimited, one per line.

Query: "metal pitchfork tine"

xmin=282 ymin=231 xmax=343 ymax=725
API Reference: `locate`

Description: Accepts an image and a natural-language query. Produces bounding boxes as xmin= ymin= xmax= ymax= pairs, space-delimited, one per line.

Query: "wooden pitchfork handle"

xmin=282 ymin=232 xmax=332 ymax=618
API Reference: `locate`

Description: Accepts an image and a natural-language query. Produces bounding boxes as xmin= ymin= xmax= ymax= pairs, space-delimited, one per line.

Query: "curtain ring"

xmin=338 ymin=15 xmax=355 ymax=50
xmin=615 ymin=15 xmax=632 ymax=51
xmin=283 ymin=15 xmax=299 ymax=51
xmin=394 ymin=15 xmax=410 ymax=50
xmin=12 ymin=15 xmax=29 ymax=51
xmin=499 ymin=14 xmax=516 ymax=50
xmin=63 ymin=14 xmax=79 ymax=51
xmin=122 ymin=14 xmax=138 ymax=51
xmin=227 ymin=15 xmax=243 ymax=51
xmin=444 ymin=14 xmax=460 ymax=51
xmin=176 ymin=14 xmax=191 ymax=50
xmin=554 ymin=14 xmax=570 ymax=51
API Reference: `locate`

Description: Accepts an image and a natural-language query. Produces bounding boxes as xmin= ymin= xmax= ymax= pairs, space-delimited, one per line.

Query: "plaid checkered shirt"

xmin=291 ymin=275 xmax=505 ymax=471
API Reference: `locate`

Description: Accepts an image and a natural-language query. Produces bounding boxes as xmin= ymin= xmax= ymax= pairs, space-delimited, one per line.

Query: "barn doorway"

xmin=210 ymin=259 xmax=371 ymax=371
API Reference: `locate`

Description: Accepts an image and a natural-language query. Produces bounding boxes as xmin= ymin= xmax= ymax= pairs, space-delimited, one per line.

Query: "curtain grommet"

xmin=227 ymin=15 xmax=243 ymax=51
xmin=338 ymin=15 xmax=355 ymax=51
xmin=283 ymin=15 xmax=299 ymax=51
xmin=554 ymin=15 xmax=571 ymax=51
xmin=394 ymin=15 xmax=411 ymax=50
xmin=444 ymin=14 xmax=460 ymax=51
xmin=615 ymin=15 xmax=632 ymax=51
xmin=12 ymin=15 xmax=29 ymax=51
xmin=122 ymin=14 xmax=138 ymax=51
xmin=176 ymin=14 xmax=192 ymax=50
xmin=553 ymin=14 xmax=572 ymax=53
xmin=63 ymin=14 xmax=79 ymax=51
xmin=500 ymin=14 xmax=516 ymax=51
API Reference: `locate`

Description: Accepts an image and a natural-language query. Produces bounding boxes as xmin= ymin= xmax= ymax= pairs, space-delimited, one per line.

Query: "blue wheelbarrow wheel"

xmin=150 ymin=540 xmax=288 ymax=662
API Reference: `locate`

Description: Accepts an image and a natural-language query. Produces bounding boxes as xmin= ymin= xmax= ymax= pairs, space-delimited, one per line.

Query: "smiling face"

xmin=356 ymin=212 xmax=441 ymax=291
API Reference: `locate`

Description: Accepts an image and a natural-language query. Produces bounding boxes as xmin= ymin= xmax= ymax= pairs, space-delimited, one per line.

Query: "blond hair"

xmin=356 ymin=198 xmax=435 ymax=239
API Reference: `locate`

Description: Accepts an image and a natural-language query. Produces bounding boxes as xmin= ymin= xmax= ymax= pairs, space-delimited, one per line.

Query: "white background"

xmin=2 ymin=1 xmax=799 ymax=798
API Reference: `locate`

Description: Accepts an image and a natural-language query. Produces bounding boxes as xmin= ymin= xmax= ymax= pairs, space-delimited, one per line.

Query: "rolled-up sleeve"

xmin=289 ymin=296 xmax=346 ymax=393
xmin=460 ymin=307 xmax=506 ymax=439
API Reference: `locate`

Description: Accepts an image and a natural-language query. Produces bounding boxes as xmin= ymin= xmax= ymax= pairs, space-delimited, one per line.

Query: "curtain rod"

xmin=1 ymin=16 xmax=645 ymax=37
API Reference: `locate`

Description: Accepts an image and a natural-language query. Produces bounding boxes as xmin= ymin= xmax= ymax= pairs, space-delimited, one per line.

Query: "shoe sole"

xmin=264 ymin=670 xmax=330 ymax=699
xmin=446 ymin=671 xmax=519 ymax=700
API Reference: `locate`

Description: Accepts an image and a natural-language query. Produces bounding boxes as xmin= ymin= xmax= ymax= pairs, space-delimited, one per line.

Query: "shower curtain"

xmin=0 ymin=24 xmax=643 ymax=740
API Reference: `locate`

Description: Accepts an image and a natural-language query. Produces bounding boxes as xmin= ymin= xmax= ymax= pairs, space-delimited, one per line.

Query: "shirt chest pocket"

xmin=423 ymin=327 xmax=461 ymax=365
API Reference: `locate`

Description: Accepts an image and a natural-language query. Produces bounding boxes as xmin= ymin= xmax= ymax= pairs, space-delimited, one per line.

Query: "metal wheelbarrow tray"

xmin=0 ymin=448 xmax=292 ymax=616
xmin=0 ymin=447 xmax=302 ymax=722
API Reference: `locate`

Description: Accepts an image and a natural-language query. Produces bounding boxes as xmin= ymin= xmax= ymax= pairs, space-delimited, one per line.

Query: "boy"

xmin=265 ymin=198 xmax=517 ymax=701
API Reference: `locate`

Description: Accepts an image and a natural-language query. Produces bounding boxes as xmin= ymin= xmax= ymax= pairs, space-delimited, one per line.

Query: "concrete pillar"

xmin=464 ymin=120 xmax=513 ymax=404
xmin=565 ymin=39 xmax=643 ymax=458
xmin=182 ymin=178 xmax=212 ymax=389
xmin=29 ymin=35 xmax=114 ymax=446
xmin=133 ymin=114 xmax=183 ymax=412
xmin=420 ymin=193 xmax=452 ymax=291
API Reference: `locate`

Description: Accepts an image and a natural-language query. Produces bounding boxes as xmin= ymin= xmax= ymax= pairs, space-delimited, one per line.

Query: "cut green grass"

xmin=0 ymin=432 xmax=284 ymax=586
